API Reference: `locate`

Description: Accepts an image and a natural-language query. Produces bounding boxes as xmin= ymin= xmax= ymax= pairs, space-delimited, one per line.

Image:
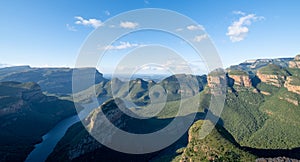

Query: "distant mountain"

xmin=0 ymin=66 xmax=108 ymax=96
xmin=0 ymin=63 xmax=10 ymax=68
xmin=75 ymin=74 xmax=207 ymax=105
xmin=0 ymin=81 xmax=78 ymax=161
xmin=228 ymin=57 xmax=293 ymax=72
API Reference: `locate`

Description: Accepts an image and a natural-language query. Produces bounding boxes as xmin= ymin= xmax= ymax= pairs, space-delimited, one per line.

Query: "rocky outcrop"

xmin=284 ymin=77 xmax=300 ymax=95
xmin=279 ymin=96 xmax=298 ymax=106
xmin=228 ymin=74 xmax=252 ymax=87
xmin=256 ymin=71 xmax=285 ymax=87
xmin=260 ymin=91 xmax=271 ymax=96
xmin=207 ymin=69 xmax=227 ymax=95
xmin=207 ymin=75 xmax=227 ymax=94
xmin=207 ymin=75 xmax=224 ymax=88
xmin=66 ymin=99 xmax=129 ymax=160
xmin=288 ymin=55 xmax=300 ymax=68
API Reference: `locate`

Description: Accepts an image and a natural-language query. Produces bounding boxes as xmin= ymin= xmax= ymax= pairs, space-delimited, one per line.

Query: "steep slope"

xmin=47 ymin=98 xmax=162 ymax=161
xmin=206 ymin=61 xmax=300 ymax=150
xmin=256 ymin=64 xmax=290 ymax=87
xmin=0 ymin=81 xmax=78 ymax=161
xmin=47 ymin=91 xmax=210 ymax=161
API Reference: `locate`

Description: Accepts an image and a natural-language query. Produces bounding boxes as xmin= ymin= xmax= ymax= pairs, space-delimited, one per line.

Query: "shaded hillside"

xmin=0 ymin=66 xmax=107 ymax=96
xmin=0 ymin=81 xmax=78 ymax=161
xmin=47 ymin=90 xmax=211 ymax=162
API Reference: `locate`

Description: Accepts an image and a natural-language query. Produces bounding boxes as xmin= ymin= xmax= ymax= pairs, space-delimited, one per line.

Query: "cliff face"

xmin=207 ymin=74 xmax=227 ymax=95
xmin=207 ymin=75 xmax=224 ymax=88
xmin=288 ymin=55 xmax=300 ymax=68
xmin=228 ymin=74 xmax=252 ymax=87
xmin=61 ymin=99 xmax=129 ymax=160
xmin=256 ymin=71 xmax=285 ymax=87
xmin=284 ymin=77 xmax=300 ymax=95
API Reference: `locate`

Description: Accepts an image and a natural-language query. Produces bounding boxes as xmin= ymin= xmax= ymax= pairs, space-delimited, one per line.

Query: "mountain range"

xmin=0 ymin=66 xmax=107 ymax=96
xmin=1 ymin=55 xmax=300 ymax=161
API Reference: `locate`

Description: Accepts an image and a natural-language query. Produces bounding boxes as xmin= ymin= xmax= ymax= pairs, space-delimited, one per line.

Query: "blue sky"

xmin=1 ymin=0 xmax=300 ymax=74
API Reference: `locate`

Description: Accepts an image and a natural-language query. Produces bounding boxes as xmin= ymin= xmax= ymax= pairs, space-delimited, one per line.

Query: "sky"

xmin=1 ymin=0 xmax=300 ymax=74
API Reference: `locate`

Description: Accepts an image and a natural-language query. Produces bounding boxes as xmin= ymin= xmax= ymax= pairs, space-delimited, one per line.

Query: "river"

xmin=25 ymin=98 xmax=107 ymax=162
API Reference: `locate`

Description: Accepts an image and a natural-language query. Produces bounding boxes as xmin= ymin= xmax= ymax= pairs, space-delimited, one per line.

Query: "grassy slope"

xmin=258 ymin=64 xmax=290 ymax=76
xmin=172 ymin=120 xmax=256 ymax=162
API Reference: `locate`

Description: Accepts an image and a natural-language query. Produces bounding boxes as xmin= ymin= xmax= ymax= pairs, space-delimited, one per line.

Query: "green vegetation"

xmin=258 ymin=64 xmax=290 ymax=76
xmin=174 ymin=120 xmax=256 ymax=162
xmin=208 ymin=69 xmax=226 ymax=76
xmin=221 ymin=89 xmax=267 ymax=144
xmin=256 ymin=82 xmax=280 ymax=94
xmin=49 ymin=70 xmax=300 ymax=161
xmin=2 ymin=56 xmax=300 ymax=162
xmin=248 ymin=88 xmax=300 ymax=149
xmin=289 ymin=76 xmax=300 ymax=85
xmin=287 ymin=68 xmax=300 ymax=77
xmin=228 ymin=70 xmax=248 ymax=76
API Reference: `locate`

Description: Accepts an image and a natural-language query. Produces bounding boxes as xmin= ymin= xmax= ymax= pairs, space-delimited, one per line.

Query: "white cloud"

xmin=187 ymin=25 xmax=205 ymax=31
xmin=226 ymin=13 xmax=264 ymax=42
xmin=66 ymin=24 xmax=77 ymax=31
xmin=120 ymin=21 xmax=139 ymax=29
xmin=103 ymin=42 xmax=141 ymax=50
xmin=193 ymin=34 xmax=208 ymax=42
xmin=74 ymin=16 xmax=102 ymax=28
xmin=233 ymin=10 xmax=246 ymax=15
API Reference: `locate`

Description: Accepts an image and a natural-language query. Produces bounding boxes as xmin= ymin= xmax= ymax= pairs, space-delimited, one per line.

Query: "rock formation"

xmin=284 ymin=76 xmax=300 ymax=95
xmin=288 ymin=55 xmax=300 ymax=68
xmin=256 ymin=71 xmax=285 ymax=87
xmin=228 ymin=74 xmax=252 ymax=87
